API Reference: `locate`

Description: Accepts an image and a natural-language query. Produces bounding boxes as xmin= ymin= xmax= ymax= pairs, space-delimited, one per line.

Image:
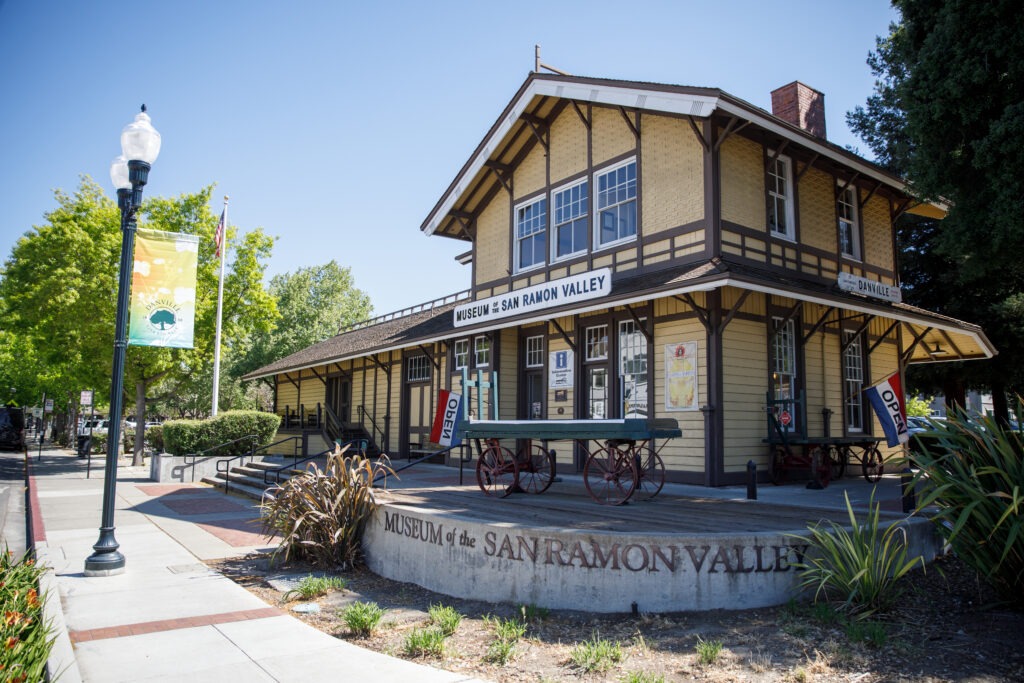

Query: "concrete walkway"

xmin=11 ymin=446 xmax=486 ymax=683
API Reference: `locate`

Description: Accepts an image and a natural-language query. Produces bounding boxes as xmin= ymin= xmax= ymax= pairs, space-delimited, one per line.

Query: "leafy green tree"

xmin=847 ymin=0 xmax=1024 ymax=420
xmin=233 ymin=260 xmax=372 ymax=379
xmin=0 ymin=178 xmax=277 ymax=462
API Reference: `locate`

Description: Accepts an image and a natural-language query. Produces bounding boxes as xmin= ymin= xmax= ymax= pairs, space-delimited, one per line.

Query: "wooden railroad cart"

xmin=765 ymin=393 xmax=884 ymax=488
xmin=458 ymin=418 xmax=682 ymax=505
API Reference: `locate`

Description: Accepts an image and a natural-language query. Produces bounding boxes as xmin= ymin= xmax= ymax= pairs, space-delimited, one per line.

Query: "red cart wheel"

xmin=829 ymin=445 xmax=848 ymax=480
xmin=770 ymin=445 xmax=787 ymax=485
xmin=476 ymin=445 xmax=519 ymax=497
xmin=518 ymin=444 xmax=555 ymax=494
xmin=634 ymin=451 xmax=665 ymax=500
xmin=584 ymin=444 xmax=638 ymax=505
xmin=862 ymin=445 xmax=884 ymax=482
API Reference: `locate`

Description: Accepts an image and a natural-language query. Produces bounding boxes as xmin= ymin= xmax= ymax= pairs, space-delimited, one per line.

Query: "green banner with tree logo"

xmin=128 ymin=229 xmax=199 ymax=348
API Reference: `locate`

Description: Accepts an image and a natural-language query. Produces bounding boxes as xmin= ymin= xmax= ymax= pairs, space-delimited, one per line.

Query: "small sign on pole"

xmin=44 ymin=399 xmax=54 ymax=413
xmin=80 ymin=390 xmax=93 ymax=407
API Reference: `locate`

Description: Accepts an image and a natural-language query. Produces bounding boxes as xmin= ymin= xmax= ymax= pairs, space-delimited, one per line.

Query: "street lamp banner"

xmin=128 ymin=229 xmax=199 ymax=348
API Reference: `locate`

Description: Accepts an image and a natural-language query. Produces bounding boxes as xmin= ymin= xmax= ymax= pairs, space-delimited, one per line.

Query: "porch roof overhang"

xmin=421 ymin=73 xmax=946 ymax=240
xmin=243 ymin=261 xmax=994 ymax=382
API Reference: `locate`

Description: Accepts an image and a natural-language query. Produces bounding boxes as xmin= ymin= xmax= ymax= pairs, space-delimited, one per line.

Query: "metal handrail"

xmin=180 ymin=434 xmax=261 ymax=483
xmin=210 ymin=435 xmax=263 ymax=493
xmin=323 ymin=403 xmax=342 ymax=444
xmin=357 ymin=405 xmax=386 ymax=447
xmin=262 ymin=438 xmax=369 ymax=487
xmin=373 ymin=442 xmax=468 ymax=487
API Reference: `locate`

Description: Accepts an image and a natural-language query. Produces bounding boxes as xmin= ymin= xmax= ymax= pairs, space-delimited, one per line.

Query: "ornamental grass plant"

xmin=791 ymin=492 xmax=923 ymax=618
xmin=909 ymin=410 xmax=1024 ymax=607
xmin=260 ymin=444 xmax=393 ymax=568
xmin=0 ymin=548 xmax=56 ymax=683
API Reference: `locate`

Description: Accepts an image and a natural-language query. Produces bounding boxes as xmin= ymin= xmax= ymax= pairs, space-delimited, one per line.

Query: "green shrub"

xmin=695 ymin=635 xmax=724 ymax=665
xmin=482 ymin=615 xmax=527 ymax=665
xmin=260 ymin=446 xmax=393 ymax=568
xmin=145 ymin=424 xmax=164 ymax=452
xmin=910 ymin=411 xmax=1024 ymax=607
xmin=282 ymin=574 xmax=347 ymax=601
xmin=1 ymin=548 xmax=56 ymax=682
xmin=791 ymin=492 xmax=923 ymax=617
xmin=428 ymin=603 xmax=462 ymax=636
xmin=403 ymin=626 xmax=446 ymax=657
xmin=162 ymin=410 xmax=280 ymax=456
xmin=342 ymin=601 xmax=384 ymax=637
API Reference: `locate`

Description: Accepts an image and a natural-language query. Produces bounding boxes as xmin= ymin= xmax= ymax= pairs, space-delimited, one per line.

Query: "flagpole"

xmin=212 ymin=195 xmax=228 ymax=416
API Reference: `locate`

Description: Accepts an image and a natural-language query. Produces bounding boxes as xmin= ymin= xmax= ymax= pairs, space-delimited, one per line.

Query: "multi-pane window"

xmin=843 ymin=331 xmax=865 ymax=432
xmin=525 ymin=335 xmax=544 ymax=367
xmin=453 ymin=339 xmax=469 ymax=370
xmin=596 ymin=160 xmax=637 ymax=247
xmin=770 ymin=317 xmax=797 ymax=427
xmin=767 ymin=155 xmax=795 ymax=240
xmin=407 ymin=355 xmax=430 ymax=382
xmin=619 ymin=319 xmax=648 ymax=418
xmin=474 ymin=336 xmax=490 ymax=367
xmin=515 ymin=197 xmax=547 ymax=271
xmin=585 ymin=325 xmax=608 ymax=360
xmin=837 ymin=184 xmax=860 ymax=259
xmin=553 ymin=180 xmax=588 ymax=260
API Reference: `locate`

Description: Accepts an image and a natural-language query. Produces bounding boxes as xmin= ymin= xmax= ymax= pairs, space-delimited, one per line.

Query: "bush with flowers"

xmin=1 ymin=548 xmax=55 ymax=682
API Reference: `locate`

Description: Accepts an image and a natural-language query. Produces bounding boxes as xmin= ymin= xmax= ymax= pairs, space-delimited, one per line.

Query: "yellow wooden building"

xmin=243 ymin=73 xmax=994 ymax=486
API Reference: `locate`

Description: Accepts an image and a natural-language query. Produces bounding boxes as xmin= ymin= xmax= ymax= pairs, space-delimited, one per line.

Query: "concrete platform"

xmin=364 ymin=462 xmax=942 ymax=613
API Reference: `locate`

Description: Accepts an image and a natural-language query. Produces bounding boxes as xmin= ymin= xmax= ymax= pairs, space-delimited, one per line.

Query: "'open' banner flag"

xmin=865 ymin=373 xmax=909 ymax=447
xmin=430 ymin=390 xmax=462 ymax=447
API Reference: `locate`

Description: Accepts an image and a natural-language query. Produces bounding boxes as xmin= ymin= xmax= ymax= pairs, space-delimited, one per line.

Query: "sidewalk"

xmin=14 ymin=445 xmax=486 ymax=683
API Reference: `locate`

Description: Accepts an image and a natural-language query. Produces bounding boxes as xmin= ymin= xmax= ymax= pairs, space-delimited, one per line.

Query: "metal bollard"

xmin=746 ymin=460 xmax=757 ymax=500
xmin=901 ymin=467 xmax=916 ymax=513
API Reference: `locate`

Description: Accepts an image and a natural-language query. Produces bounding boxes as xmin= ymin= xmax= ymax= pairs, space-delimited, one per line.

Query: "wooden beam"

xmin=840 ymin=316 xmax=875 ymax=353
xmin=713 ymin=117 xmax=750 ymax=152
xmin=624 ymin=305 xmax=653 ymax=344
xmin=418 ymin=344 xmax=440 ymax=371
xmin=686 ymin=116 xmax=709 ymax=152
xmin=860 ymin=181 xmax=883 ymax=210
xmin=675 ymin=294 xmax=709 ymax=330
xmin=900 ymin=324 xmax=933 ymax=364
xmin=802 ymin=306 xmax=836 ymax=344
xmin=795 ymin=153 xmax=820 ymax=183
xmin=571 ymin=101 xmax=591 ymax=129
xmin=618 ymin=107 xmax=640 ymax=139
xmin=718 ymin=290 xmax=752 ymax=335
xmin=764 ymin=140 xmax=789 ymax=170
xmin=868 ymin=320 xmax=900 ymax=355
xmin=550 ymin=318 xmax=575 ymax=352
xmin=768 ymin=300 xmax=803 ymax=340
xmin=368 ymin=353 xmax=391 ymax=377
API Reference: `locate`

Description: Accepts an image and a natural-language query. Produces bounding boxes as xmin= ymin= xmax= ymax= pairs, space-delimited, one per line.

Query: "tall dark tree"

xmin=848 ymin=0 xmax=1024 ymax=419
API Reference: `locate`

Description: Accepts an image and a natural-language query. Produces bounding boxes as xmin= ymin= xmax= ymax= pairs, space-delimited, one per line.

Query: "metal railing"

xmin=262 ymin=438 xmax=369 ymax=487
xmin=372 ymin=442 xmax=471 ymax=487
xmin=357 ymin=405 xmax=387 ymax=450
xmin=179 ymin=434 xmax=260 ymax=486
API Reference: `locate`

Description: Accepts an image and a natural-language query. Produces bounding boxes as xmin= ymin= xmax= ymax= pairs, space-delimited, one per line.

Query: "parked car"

xmin=0 ymin=407 xmax=26 ymax=451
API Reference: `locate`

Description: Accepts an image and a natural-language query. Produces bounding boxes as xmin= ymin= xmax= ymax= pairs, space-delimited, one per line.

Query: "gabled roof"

xmin=422 ymin=72 xmax=942 ymax=240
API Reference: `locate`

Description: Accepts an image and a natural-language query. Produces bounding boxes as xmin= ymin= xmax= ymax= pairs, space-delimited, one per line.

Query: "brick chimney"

xmin=770 ymin=81 xmax=826 ymax=139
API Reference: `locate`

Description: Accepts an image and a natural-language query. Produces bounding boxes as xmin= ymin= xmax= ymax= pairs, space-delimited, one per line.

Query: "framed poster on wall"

xmin=665 ymin=342 xmax=698 ymax=411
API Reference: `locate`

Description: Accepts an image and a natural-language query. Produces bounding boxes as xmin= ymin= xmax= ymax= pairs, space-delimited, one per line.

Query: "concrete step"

xmin=200 ymin=475 xmax=267 ymax=501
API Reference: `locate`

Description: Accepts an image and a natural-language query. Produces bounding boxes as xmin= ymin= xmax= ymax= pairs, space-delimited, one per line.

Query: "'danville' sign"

xmin=454 ymin=268 xmax=612 ymax=328
xmin=837 ymin=272 xmax=902 ymax=303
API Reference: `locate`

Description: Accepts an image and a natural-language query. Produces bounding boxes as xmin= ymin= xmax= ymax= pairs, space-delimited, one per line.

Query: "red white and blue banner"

xmin=865 ymin=373 xmax=909 ymax=447
xmin=430 ymin=390 xmax=462 ymax=447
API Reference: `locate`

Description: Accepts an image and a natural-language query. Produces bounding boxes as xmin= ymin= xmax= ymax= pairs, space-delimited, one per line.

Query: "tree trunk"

xmin=942 ymin=375 xmax=966 ymax=415
xmin=991 ymin=380 xmax=1010 ymax=427
xmin=132 ymin=379 xmax=147 ymax=466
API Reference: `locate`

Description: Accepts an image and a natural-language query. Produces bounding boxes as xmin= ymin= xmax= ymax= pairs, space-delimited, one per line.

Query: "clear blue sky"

xmin=0 ymin=0 xmax=898 ymax=317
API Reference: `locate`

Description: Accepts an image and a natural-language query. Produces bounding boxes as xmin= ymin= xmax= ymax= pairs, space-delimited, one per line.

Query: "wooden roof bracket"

xmin=764 ymin=140 xmax=790 ymax=170
xmin=520 ymin=112 xmax=550 ymax=151
xmin=675 ymin=293 xmax=710 ymax=330
xmin=718 ymin=290 xmax=752 ymax=335
xmin=892 ymin=197 xmax=914 ymax=221
xmin=624 ymin=304 xmax=653 ymax=344
xmin=939 ymin=328 xmax=965 ymax=358
xmin=795 ymin=153 xmax=820 ymax=183
xmin=449 ymin=210 xmax=476 ymax=241
xmin=835 ymin=172 xmax=861 ymax=199
xmin=368 ymin=353 xmax=391 ymax=377
xmin=802 ymin=305 xmax=836 ymax=344
xmin=550 ymin=318 xmax=576 ymax=352
xmin=868 ymin=320 xmax=900 ymax=355
xmin=860 ymin=181 xmax=883 ymax=211
xmin=571 ymin=101 xmax=592 ymax=129
xmin=485 ymin=160 xmax=513 ymax=196
xmin=686 ymin=116 xmax=709 ymax=152
xmin=840 ymin=315 xmax=875 ymax=353
xmin=900 ymin=324 xmax=933 ymax=364
xmin=418 ymin=344 xmax=440 ymax=371
xmin=618 ymin=107 xmax=640 ymax=139
xmin=712 ymin=117 xmax=750 ymax=153
xmin=769 ymin=299 xmax=803 ymax=340
xmin=283 ymin=372 xmax=300 ymax=390
xmin=308 ymin=366 xmax=327 ymax=384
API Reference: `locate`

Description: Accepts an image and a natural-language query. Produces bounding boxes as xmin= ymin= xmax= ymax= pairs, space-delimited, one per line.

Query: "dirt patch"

xmin=207 ymin=552 xmax=1024 ymax=682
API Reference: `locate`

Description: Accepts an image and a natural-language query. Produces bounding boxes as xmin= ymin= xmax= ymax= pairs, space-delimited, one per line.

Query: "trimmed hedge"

xmin=162 ymin=410 xmax=281 ymax=456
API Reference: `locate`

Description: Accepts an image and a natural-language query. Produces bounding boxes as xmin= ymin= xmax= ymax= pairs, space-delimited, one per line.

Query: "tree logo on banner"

xmin=144 ymin=298 xmax=180 ymax=333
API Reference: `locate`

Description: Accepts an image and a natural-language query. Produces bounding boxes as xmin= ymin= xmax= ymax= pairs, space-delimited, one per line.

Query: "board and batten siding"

xmin=652 ymin=298 xmax=707 ymax=473
xmin=721 ymin=317 xmax=769 ymax=473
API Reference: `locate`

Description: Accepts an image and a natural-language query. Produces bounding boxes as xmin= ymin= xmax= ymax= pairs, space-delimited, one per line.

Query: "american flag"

xmin=214 ymin=207 xmax=225 ymax=258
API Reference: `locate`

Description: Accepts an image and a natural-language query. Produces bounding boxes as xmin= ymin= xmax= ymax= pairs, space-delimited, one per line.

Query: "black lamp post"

xmin=84 ymin=106 xmax=161 ymax=576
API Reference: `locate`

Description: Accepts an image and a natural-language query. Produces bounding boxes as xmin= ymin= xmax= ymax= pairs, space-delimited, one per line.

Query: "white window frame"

xmin=837 ymin=183 xmax=861 ymax=260
xmin=594 ymin=158 xmax=638 ymax=250
xmin=514 ymin=195 xmax=547 ymax=273
xmin=525 ymin=335 xmax=544 ymax=368
xmin=552 ymin=178 xmax=589 ymax=262
xmin=453 ymin=339 xmax=469 ymax=371
xmin=767 ymin=153 xmax=795 ymax=241
xmin=407 ymin=355 xmax=430 ymax=383
xmin=585 ymin=325 xmax=609 ymax=361
xmin=770 ymin=316 xmax=798 ymax=429
xmin=618 ymin=318 xmax=648 ymax=419
xmin=474 ymin=336 xmax=491 ymax=367
xmin=843 ymin=330 xmax=865 ymax=432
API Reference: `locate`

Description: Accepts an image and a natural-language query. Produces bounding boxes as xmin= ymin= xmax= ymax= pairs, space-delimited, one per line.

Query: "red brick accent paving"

xmin=160 ymin=496 xmax=250 ymax=515
xmin=135 ymin=484 xmax=205 ymax=496
xmin=68 ymin=607 xmax=283 ymax=643
xmin=196 ymin=517 xmax=278 ymax=547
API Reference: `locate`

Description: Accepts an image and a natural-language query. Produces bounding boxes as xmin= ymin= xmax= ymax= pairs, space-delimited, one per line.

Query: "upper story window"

xmin=474 ymin=336 xmax=491 ymax=367
xmin=553 ymin=179 xmax=589 ymax=260
xmin=515 ymin=196 xmax=547 ymax=272
xmin=407 ymin=355 xmax=430 ymax=382
xmin=767 ymin=154 xmax=795 ymax=240
xmin=837 ymin=183 xmax=860 ymax=260
xmin=453 ymin=339 xmax=469 ymax=370
xmin=525 ymin=335 xmax=544 ymax=367
xmin=596 ymin=159 xmax=637 ymax=248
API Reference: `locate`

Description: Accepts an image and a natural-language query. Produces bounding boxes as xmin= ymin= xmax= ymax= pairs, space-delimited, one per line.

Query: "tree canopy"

xmin=847 ymin=0 xmax=1024 ymax=415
